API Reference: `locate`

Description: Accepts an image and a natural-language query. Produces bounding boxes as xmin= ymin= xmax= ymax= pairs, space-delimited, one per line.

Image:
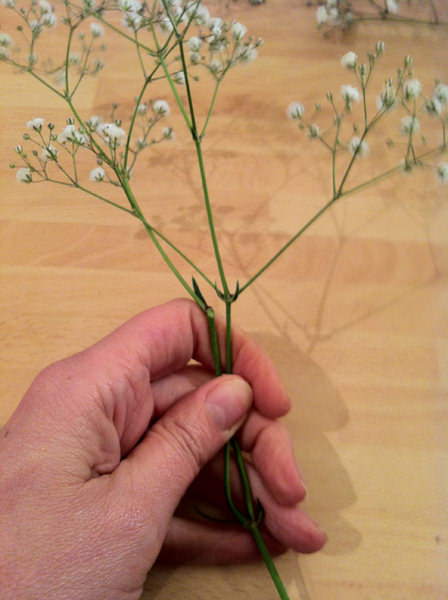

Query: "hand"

xmin=0 ymin=299 xmax=326 ymax=600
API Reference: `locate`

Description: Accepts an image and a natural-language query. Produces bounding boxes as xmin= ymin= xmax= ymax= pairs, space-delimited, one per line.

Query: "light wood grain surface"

xmin=1 ymin=1 xmax=447 ymax=598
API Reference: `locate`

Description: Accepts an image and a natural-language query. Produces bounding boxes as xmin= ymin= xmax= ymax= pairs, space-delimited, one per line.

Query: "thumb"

xmin=123 ymin=375 xmax=252 ymax=528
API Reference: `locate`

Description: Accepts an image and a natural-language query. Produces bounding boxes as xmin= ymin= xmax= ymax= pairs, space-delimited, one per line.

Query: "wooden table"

xmin=1 ymin=1 xmax=447 ymax=598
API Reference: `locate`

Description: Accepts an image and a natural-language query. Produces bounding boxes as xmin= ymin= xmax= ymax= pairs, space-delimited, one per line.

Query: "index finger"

xmin=85 ymin=298 xmax=290 ymax=418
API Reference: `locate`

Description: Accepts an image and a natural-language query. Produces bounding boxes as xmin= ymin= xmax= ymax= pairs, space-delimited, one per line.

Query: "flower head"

xmin=173 ymin=70 xmax=185 ymax=85
xmin=436 ymin=162 xmax=448 ymax=184
xmin=376 ymin=80 xmax=396 ymax=111
xmin=287 ymin=102 xmax=304 ymax=120
xmin=348 ymin=136 xmax=369 ymax=157
xmin=153 ymin=99 xmax=170 ymax=116
xmin=424 ymin=97 xmax=442 ymax=117
xmin=90 ymin=22 xmax=104 ymax=38
xmin=41 ymin=144 xmax=58 ymax=162
xmin=98 ymin=123 xmax=126 ymax=146
xmin=403 ymin=79 xmax=421 ymax=100
xmin=16 ymin=167 xmax=32 ymax=183
xmin=341 ymin=51 xmax=357 ymax=69
xmin=400 ymin=115 xmax=420 ymax=135
xmin=57 ymin=124 xmax=88 ymax=145
xmin=386 ymin=0 xmax=399 ymax=13
xmin=341 ymin=84 xmax=360 ymax=104
xmin=434 ymin=82 xmax=448 ymax=105
xmin=187 ymin=36 xmax=202 ymax=53
xmin=89 ymin=166 xmax=105 ymax=181
xmin=231 ymin=21 xmax=247 ymax=41
xmin=26 ymin=117 xmax=45 ymax=131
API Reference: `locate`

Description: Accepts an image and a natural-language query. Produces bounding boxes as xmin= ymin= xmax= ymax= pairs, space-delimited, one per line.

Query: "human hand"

xmin=0 ymin=299 xmax=326 ymax=600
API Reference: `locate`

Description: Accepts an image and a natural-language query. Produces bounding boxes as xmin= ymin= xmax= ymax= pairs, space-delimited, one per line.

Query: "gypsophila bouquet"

xmin=1 ymin=0 xmax=447 ymax=598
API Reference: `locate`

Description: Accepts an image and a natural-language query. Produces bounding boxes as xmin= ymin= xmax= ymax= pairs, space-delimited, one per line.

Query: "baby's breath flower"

xmin=208 ymin=17 xmax=223 ymax=37
xmin=39 ymin=0 xmax=52 ymax=13
xmin=341 ymin=51 xmax=357 ymax=69
xmin=2 ymin=0 xmax=15 ymax=7
xmin=404 ymin=79 xmax=421 ymax=100
xmin=123 ymin=12 xmax=142 ymax=29
xmin=348 ymin=136 xmax=369 ymax=157
xmin=231 ymin=21 xmax=247 ymax=41
xmin=173 ymin=70 xmax=185 ymax=85
xmin=0 ymin=32 xmax=12 ymax=46
xmin=341 ymin=84 xmax=360 ymax=110
xmin=120 ymin=0 xmax=142 ymax=13
xmin=375 ymin=41 xmax=385 ymax=55
xmin=89 ymin=166 xmax=105 ymax=181
xmin=90 ymin=22 xmax=104 ymax=38
xmin=41 ymin=144 xmax=58 ymax=162
xmin=40 ymin=11 xmax=57 ymax=27
xmin=16 ymin=167 xmax=32 ymax=183
xmin=26 ymin=117 xmax=45 ymax=131
xmin=436 ymin=162 xmax=448 ymax=184
xmin=386 ymin=0 xmax=399 ymax=13
xmin=309 ymin=123 xmax=320 ymax=138
xmin=187 ymin=36 xmax=202 ymax=53
xmin=376 ymin=80 xmax=396 ymax=110
xmin=162 ymin=126 xmax=174 ymax=140
xmin=209 ymin=58 xmax=222 ymax=74
xmin=57 ymin=124 xmax=88 ymax=145
xmin=234 ymin=44 xmax=257 ymax=65
xmin=424 ymin=97 xmax=442 ymax=117
xmin=157 ymin=15 xmax=173 ymax=33
xmin=137 ymin=103 xmax=148 ymax=115
xmin=153 ymin=99 xmax=170 ymax=116
xmin=434 ymin=82 xmax=448 ymax=105
xmin=287 ymin=102 xmax=304 ymax=120
xmin=341 ymin=84 xmax=360 ymax=104
xmin=400 ymin=115 xmax=419 ymax=135
xmin=316 ymin=5 xmax=328 ymax=24
xmin=99 ymin=122 xmax=126 ymax=145
xmin=193 ymin=4 xmax=210 ymax=26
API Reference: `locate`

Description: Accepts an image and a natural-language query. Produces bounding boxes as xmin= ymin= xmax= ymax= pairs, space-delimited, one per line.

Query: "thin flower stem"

xmin=120 ymin=176 xmax=205 ymax=308
xmin=206 ymin=308 xmax=291 ymax=600
xmin=200 ymin=77 xmax=222 ymax=139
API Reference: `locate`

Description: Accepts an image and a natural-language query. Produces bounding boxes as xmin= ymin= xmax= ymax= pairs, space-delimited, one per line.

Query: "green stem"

xmin=120 ymin=176 xmax=205 ymax=308
xmin=250 ymin=526 xmax=290 ymax=600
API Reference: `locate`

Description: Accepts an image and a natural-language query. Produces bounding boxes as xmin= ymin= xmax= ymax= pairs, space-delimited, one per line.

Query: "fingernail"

xmin=206 ymin=376 xmax=252 ymax=432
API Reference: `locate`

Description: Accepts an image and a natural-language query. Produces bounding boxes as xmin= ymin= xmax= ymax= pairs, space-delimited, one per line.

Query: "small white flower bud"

xmin=231 ymin=21 xmax=247 ymax=41
xmin=341 ymin=84 xmax=360 ymax=106
xmin=287 ymin=102 xmax=304 ymax=120
xmin=16 ymin=167 xmax=32 ymax=183
xmin=341 ymin=51 xmax=357 ymax=69
xmin=348 ymin=136 xmax=369 ymax=157
xmin=400 ymin=115 xmax=420 ymax=135
xmin=173 ymin=70 xmax=185 ymax=85
xmin=375 ymin=41 xmax=385 ymax=55
xmin=187 ymin=36 xmax=202 ymax=53
xmin=434 ymin=82 xmax=448 ymax=105
xmin=404 ymin=79 xmax=421 ymax=100
xmin=90 ymin=22 xmax=104 ymax=38
xmin=89 ymin=166 xmax=105 ymax=181
xmin=26 ymin=117 xmax=45 ymax=131
xmin=386 ymin=0 xmax=399 ymax=13
xmin=436 ymin=163 xmax=448 ymax=184
xmin=153 ymin=99 xmax=170 ymax=116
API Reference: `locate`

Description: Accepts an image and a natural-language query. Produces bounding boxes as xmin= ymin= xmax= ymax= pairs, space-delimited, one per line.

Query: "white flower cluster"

xmin=184 ymin=11 xmax=261 ymax=76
